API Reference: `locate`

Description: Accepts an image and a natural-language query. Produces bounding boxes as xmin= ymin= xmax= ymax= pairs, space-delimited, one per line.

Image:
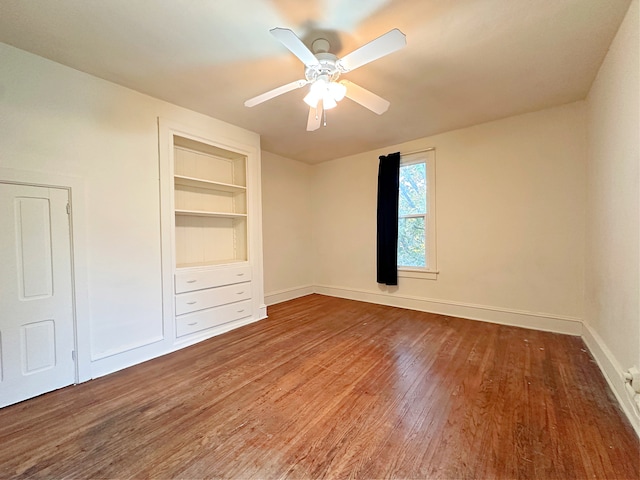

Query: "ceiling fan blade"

xmin=307 ymin=102 xmax=323 ymax=131
xmin=270 ymin=27 xmax=320 ymax=67
xmin=337 ymin=28 xmax=406 ymax=72
xmin=341 ymin=80 xmax=390 ymax=115
xmin=244 ymin=79 xmax=307 ymax=107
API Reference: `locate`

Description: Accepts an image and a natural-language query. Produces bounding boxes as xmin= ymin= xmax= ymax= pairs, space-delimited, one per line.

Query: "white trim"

xmin=398 ymin=149 xmax=437 ymax=271
xmin=582 ymin=322 xmax=640 ymax=437
xmin=90 ymin=340 xmax=175 ymax=379
xmin=265 ymin=285 xmax=315 ymax=306
xmin=398 ymin=269 xmax=438 ymax=280
xmin=91 ymin=314 xmax=265 ymax=379
xmin=90 ymin=335 xmax=165 ymax=361
xmin=401 ymin=147 xmax=436 ymax=156
xmin=172 ymin=314 xmax=264 ymax=349
xmin=313 ymin=284 xmax=582 ymax=335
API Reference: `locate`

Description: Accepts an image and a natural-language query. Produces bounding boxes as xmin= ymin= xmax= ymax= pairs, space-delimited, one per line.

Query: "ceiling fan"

xmin=244 ymin=27 xmax=407 ymax=131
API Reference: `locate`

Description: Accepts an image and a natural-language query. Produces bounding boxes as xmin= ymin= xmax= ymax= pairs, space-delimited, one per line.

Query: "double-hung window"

xmin=397 ymin=149 xmax=437 ymax=279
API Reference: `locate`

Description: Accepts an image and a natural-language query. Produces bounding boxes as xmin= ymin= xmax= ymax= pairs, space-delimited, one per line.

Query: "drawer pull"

xmin=187 ymin=322 xmax=198 ymax=326
xmin=237 ymin=309 xmax=245 ymax=313
xmin=236 ymin=291 xmax=245 ymax=295
xmin=186 ymin=279 xmax=197 ymax=283
xmin=236 ymin=273 xmax=245 ymax=276
xmin=186 ymin=301 xmax=197 ymax=305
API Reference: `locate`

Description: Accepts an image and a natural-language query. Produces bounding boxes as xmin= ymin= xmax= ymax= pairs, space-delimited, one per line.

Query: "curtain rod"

xmin=400 ymin=147 xmax=435 ymax=156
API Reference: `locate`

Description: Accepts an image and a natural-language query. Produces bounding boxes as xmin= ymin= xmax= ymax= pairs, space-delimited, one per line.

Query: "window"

xmin=397 ymin=150 xmax=437 ymax=279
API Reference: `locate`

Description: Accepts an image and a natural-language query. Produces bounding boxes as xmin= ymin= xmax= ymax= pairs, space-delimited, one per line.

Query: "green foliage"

xmin=398 ymin=162 xmax=426 ymax=267
xmin=398 ymin=163 xmax=426 ymax=215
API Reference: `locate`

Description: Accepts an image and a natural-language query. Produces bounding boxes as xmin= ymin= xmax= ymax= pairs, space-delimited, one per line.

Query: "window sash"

xmin=398 ymin=215 xmax=427 ymax=268
xmin=397 ymin=149 xmax=437 ymax=275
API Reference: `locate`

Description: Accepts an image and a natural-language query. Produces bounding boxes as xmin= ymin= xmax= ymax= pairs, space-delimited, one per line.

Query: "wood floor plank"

xmin=0 ymin=294 xmax=638 ymax=479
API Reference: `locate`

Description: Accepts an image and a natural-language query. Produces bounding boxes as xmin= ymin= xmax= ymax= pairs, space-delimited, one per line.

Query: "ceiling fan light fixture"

xmin=328 ymin=81 xmax=347 ymax=102
xmin=304 ymin=77 xmax=329 ymax=108
xmin=303 ymin=90 xmax=320 ymax=108
xmin=323 ymin=93 xmax=337 ymax=110
xmin=305 ymin=79 xmax=345 ymax=109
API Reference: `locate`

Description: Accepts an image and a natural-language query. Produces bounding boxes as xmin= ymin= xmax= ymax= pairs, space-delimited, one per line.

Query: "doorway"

xmin=0 ymin=183 xmax=76 ymax=407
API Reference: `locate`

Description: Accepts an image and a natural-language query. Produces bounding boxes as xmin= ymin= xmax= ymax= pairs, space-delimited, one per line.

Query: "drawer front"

xmin=175 ymin=282 xmax=251 ymax=315
xmin=176 ymin=300 xmax=252 ymax=337
xmin=175 ymin=265 xmax=252 ymax=294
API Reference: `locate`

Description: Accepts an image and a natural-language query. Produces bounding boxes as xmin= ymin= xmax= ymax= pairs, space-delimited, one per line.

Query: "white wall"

xmin=584 ymin=0 xmax=639 ymax=431
xmin=261 ymin=151 xmax=314 ymax=304
xmin=0 ymin=42 xmax=260 ymax=378
xmin=311 ymin=102 xmax=587 ymax=334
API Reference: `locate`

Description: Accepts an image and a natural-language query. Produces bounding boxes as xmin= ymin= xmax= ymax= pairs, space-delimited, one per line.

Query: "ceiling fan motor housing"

xmin=305 ymin=52 xmax=341 ymax=83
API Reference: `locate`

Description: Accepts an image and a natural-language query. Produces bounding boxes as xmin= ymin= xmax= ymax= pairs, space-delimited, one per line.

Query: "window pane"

xmin=398 ymin=162 xmax=426 ymax=216
xmin=398 ymin=217 xmax=425 ymax=267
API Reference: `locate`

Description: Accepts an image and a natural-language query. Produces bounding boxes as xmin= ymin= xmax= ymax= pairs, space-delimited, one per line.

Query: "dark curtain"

xmin=376 ymin=152 xmax=400 ymax=285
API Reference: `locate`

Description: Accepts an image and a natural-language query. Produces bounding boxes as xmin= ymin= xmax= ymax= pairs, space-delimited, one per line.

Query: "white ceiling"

xmin=0 ymin=0 xmax=631 ymax=164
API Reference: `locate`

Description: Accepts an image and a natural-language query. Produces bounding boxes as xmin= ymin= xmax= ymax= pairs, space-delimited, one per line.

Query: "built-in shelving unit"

xmin=172 ymin=139 xmax=248 ymax=268
xmin=159 ymin=117 xmax=265 ymax=345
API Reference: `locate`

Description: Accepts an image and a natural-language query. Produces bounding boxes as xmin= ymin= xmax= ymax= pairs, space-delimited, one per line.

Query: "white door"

xmin=0 ymin=183 xmax=75 ymax=407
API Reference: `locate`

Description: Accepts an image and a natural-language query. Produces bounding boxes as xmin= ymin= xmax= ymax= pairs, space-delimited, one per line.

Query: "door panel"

xmin=22 ymin=320 xmax=56 ymax=374
xmin=0 ymin=184 xmax=75 ymax=407
xmin=16 ymin=197 xmax=54 ymax=299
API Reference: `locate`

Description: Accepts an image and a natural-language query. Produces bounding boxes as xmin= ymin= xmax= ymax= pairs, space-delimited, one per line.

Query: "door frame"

xmin=0 ymin=168 xmax=91 ymax=383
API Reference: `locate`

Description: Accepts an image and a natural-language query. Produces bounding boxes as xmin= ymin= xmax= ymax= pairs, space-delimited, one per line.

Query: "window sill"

xmin=398 ymin=268 xmax=439 ymax=280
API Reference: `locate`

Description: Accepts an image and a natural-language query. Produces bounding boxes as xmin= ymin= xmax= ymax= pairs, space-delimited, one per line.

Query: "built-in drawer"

xmin=176 ymin=300 xmax=252 ymax=337
xmin=175 ymin=265 xmax=252 ymax=294
xmin=175 ymin=282 xmax=251 ymax=315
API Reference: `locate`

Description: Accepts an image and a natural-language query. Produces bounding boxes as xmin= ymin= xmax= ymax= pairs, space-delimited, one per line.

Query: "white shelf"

xmin=174 ymin=175 xmax=246 ymax=193
xmin=175 ymin=209 xmax=247 ymax=219
xmin=176 ymin=259 xmax=247 ymax=269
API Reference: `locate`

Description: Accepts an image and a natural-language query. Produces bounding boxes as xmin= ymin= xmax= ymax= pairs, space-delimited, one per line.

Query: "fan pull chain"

xmin=323 ymin=107 xmax=327 ymax=127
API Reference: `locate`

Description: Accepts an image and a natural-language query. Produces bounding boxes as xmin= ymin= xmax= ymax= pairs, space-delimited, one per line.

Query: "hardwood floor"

xmin=0 ymin=294 xmax=638 ymax=479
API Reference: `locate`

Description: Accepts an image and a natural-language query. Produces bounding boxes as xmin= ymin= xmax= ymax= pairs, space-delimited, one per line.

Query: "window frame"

xmin=397 ymin=149 xmax=438 ymax=280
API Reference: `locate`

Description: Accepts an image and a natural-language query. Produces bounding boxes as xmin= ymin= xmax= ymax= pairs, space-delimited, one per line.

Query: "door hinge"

xmin=66 ymin=203 xmax=71 ymax=215
xmin=71 ymin=350 xmax=76 ymax=361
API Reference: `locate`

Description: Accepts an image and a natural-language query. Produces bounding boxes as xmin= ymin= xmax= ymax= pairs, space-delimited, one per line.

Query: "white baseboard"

xmin=264 ymin=285 xmax=315 ymax=306
xmin=582 ymin=322 xmax=640 ymax=437
xmin=314 ymin=284 xmax=582 ymax=336
xmin=91 ymin=313 xmax=266 ymax=379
